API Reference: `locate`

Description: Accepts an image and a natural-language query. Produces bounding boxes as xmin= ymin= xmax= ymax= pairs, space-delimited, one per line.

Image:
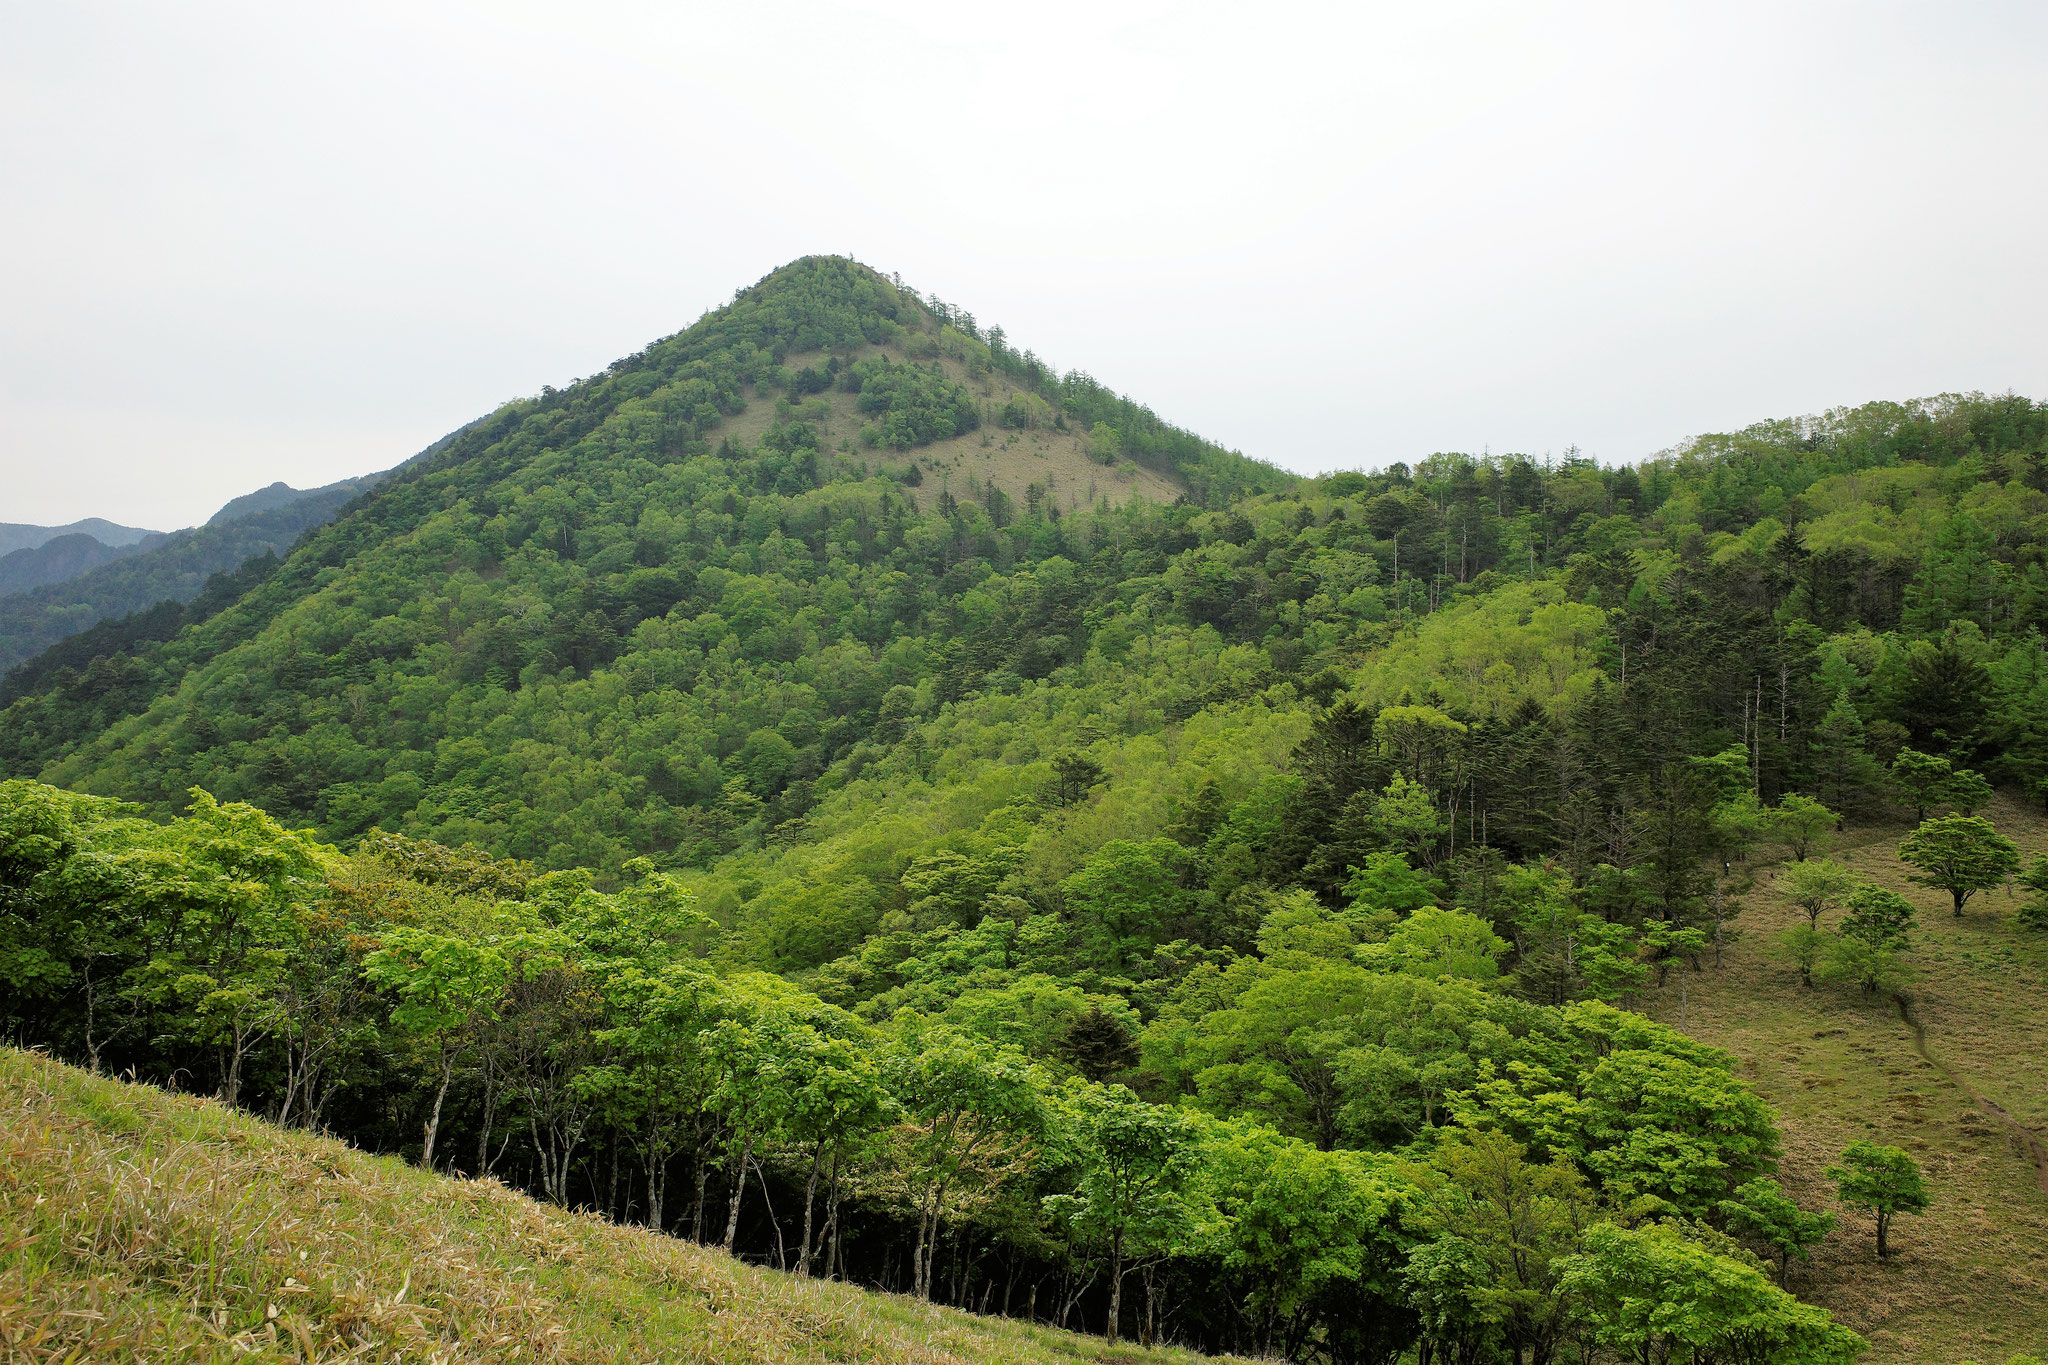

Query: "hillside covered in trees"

xmin=0 ymin=471 xmax=394 ymax=676
xmin=5 ymin=257 xmax=2048 ymax=1364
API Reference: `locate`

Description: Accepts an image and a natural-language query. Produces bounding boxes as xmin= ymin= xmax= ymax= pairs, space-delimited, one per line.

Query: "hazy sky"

xmin=5 ymin=1 xmax=2046 ymax=529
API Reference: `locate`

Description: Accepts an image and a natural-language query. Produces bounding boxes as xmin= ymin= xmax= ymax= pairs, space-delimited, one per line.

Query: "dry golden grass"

xmin=1640 ymin=792 xmax=2048 ymax=1364
xmin=0 ymin=1049 xmax=1238 ymax=1365
xmin=717 ymin=344 xmax=1184 ymax=515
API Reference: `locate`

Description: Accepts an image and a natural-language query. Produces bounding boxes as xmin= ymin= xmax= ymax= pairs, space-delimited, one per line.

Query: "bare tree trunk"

xmin=797 ymin=1142 xmax=825 ymax=1276
xmin=721 ymin=1133 xmax=754 ymax=1251
xmin=1106 ymin=1235 xmax=1124 ymax=1345
xmin=421 ymin=1049 xmax=455 ymax=1170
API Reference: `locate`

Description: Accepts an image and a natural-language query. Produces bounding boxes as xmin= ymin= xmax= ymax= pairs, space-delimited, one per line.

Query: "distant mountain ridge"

xmin=0 ymin=530 xmax=166 ymax=596
xmin=0 ymin=516 xmax=159 ymax=557
xmin=0 ymin=471 xmax=394 ymax=677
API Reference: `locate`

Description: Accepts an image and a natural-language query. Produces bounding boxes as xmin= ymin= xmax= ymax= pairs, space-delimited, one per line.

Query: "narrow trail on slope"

xmin=1894 ymin=991 xmax=2048 ymax=1193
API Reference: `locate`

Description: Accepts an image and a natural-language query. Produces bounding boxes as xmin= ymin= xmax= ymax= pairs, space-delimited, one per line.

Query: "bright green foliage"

xmin=1778 ymin=924 xmax=1829 ymax=989
xmin=1826 ymin=1140 xmax=1930 ymax=1258
xmin=1899 ymin=815 xmax=2023 ymax=915
xmin=1341 ymin=850 xmax=1441 ymax=916
xmin=882 ymin=1015 xmax=1047 ymax=1299
xmin=1059 ymin=838 xmax=1192 ymax=969
xmin=1372 ymin=906 xmax=1507 ymax=982
xmin=1817 ymin=933 xmax=1912 ymax=997
xmin=1041 ymin=1087 xmax=1199 ymax=1345
xmin=1201 ymin=1126 xmax=1405 ymax=1359
xmin=1891 ymin=748 xmax=1956 ymax=822
xmin=363 ymin=926 xmax=510 ymax=1169
xmin=1560 ymin=1222 xmax=1864 ymax=1364
xmin=1414 ymin=1131 xmax=1595 ymax=1365
xmin=1780 ymin=858 xmax=1859 ymax=929
xmin=1719 ymin=1176 xmax=1836 ymax=1282
xmin=1838 ymin=883 xmax=1916 ymax=949
xmin=1766 ymin=793 xmax=1838 ymax=861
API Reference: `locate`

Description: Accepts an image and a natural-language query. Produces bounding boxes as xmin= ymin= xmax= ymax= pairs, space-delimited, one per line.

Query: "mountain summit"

xmin=1 ymin=257 xmax=1286 ymax=860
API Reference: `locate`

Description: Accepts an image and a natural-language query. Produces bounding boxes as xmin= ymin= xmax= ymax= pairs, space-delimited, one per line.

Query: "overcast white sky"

xmin=4 ymin=1 xmax=2045 ymax=529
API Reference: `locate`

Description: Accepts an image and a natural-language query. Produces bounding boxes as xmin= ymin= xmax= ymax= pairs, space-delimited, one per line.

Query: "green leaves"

xmin=1899 ymin=814 xmax=2022 ymax=915
xmin=1826 ymin=1140 xmax=1930 ymax=1258
xmin=1560 ymin=1222 xmax=1864 ymax=1364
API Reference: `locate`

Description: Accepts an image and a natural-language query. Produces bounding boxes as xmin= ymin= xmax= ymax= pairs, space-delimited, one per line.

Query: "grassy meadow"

xmin=0 ymin=1047 xmax=1240 ymax=1365
xmin=1640 ymin=794 xmax=2048 ymax=1364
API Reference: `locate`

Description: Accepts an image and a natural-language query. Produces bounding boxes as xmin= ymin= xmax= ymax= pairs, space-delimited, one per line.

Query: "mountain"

xmin=0 ymin=515 xmax=158 ymax=556
xmin=0 ymin=256 xmax=1288 ymax=854
xmin=0 ymin=470 xmax=390 ymax=677
xmin=4 ymin=257 xmax=2048 ymax=1362
xmin=0 ymin=528 xmax=166 ymax=596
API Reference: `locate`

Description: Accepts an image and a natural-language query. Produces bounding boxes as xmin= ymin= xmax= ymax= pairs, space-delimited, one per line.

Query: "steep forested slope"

xmin=5 ymin=254 xmax=2048 ymax=1362
xmin=0 ymin=257 xmax=1286 ymax=863
xmin=0 ymin=472 xmax=389 ymax=675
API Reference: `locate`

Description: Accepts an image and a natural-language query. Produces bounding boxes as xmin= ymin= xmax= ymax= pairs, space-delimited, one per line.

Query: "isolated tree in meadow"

xmin=1818 ymin=933 xmax=1912 ymax=998
xmin=1889 ymin=749 xmax=1953 ymax=822
xmin=1767 ymin=793 xmax=1839 ymax=862
xmin=1778 ymin=924 xmax=1829 ymax=989
xmin=1838 ymin=883 xmax=1915 ymax=950
xmin=1898 ymin=815 xmax=2021 ymax=916
xmin=363 ymin=926 xmax=510 ymax=1171
xmin=1718 ymin=1176 xmax=1835 ymax=1283
xmin=1941 ymin=767 xmax=1994 ymax=817
xmin=1781 ymin=859 xmax=1858 ymax=930
xmin=2018 ymin=856 xmax=2048 ymax=932
xmin=1827 ymin=1141 xmax=1929 ymax=1258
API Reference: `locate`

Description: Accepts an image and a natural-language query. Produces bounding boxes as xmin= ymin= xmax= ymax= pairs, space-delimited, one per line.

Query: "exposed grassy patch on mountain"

xmin=0 ymin=1047 xmax=1235 ymax=1365
xmin=0 ymin=472 xmax=390 ymax=676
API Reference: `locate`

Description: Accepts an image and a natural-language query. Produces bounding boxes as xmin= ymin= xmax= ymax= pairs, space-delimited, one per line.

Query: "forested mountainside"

xmin=5 ymin=256 xmax=2048 ymax=1363
xmin=0 ymin=257 xmax=1287 ymax=851
xmin=0 ymin=471 xmax=389 ymax=676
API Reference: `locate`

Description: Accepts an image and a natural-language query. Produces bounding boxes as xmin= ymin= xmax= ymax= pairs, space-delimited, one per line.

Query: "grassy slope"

xmin=1639 ymin=793 xmax=2048 ymax=1365
xmin=720 ymin=345 xmax=1185 ymax=513
xmin=0 ymin=1049 xmax=1231 ymax=1365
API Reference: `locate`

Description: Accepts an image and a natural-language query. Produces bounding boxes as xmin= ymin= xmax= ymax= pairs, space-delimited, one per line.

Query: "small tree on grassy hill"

xmin=1839 ymin=884 xmax=1915 ymax=950
xmin=1818 ymin=934 xmax=1912 ymax=998
xmin=1778 ymin=925 xmax=1829 ymax=989
xmin=1827 ymin=1141 xmax=1929 ymax=1258
xmin=1941 ymin=767 xmax=1993 ymax=816
xmin=2018 ymin=856 xmax=2048 ymax=932
xmin=1781 ymin=859 xmax=1858 ymax=930
xmin=1890 ymin=749 xmax=1953 ymax=823
xmin=1898 ymin=816 xmax=2021 ymax=916
xmin=1718 ymin=1176 xmax=1835 ymax=1283
xmin=1766 ymin=793 xmax=1838 ymax=862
